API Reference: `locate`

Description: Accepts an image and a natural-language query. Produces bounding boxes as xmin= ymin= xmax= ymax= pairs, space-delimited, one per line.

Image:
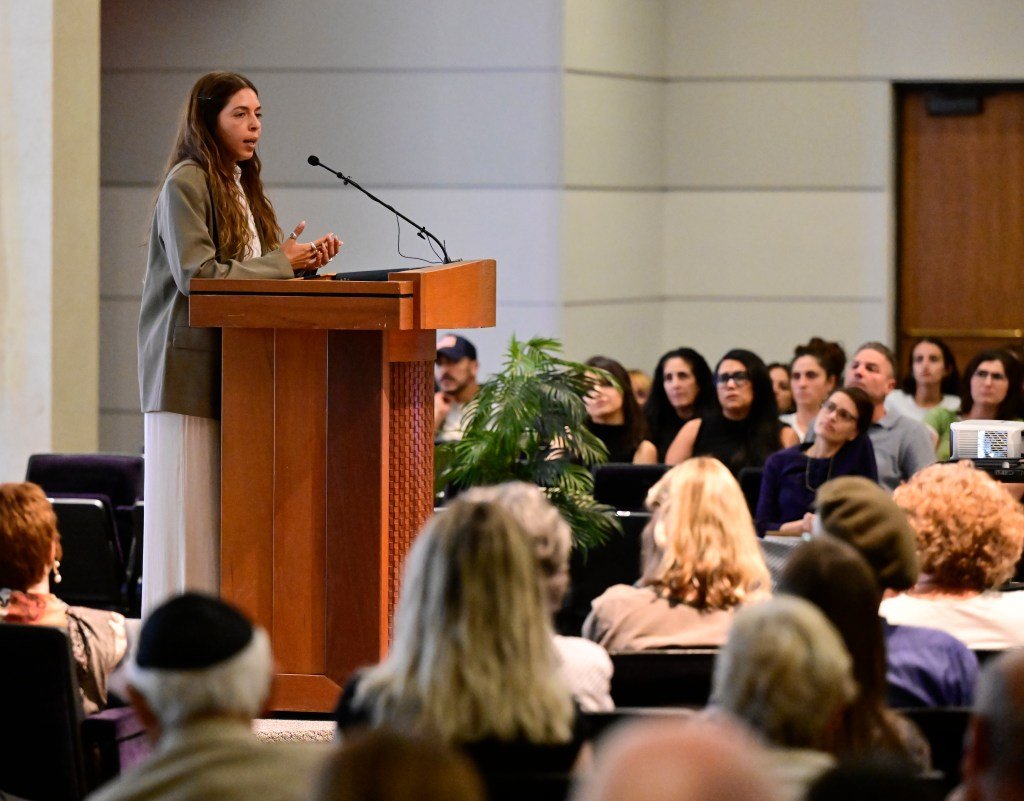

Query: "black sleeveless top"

xmin=586 ymin=421 xmax=638 ymax=463
xmin=692 ymin=414 xmax=785 ymax=476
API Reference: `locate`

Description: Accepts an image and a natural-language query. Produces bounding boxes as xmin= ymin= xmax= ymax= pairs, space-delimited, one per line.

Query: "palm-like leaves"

xmin=436 ymin=336 xmax=620 ymax=550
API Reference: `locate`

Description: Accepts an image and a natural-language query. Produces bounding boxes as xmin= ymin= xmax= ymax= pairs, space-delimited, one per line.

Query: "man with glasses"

xmin=844 ymin=342 xmax=935 ymax=491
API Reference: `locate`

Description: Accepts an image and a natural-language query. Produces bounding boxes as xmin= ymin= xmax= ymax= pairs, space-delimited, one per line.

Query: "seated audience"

xmin=332 ymin=498 xmax=586 ymax=778
xmin=666 ymin=349 xmax=799 ymax=474
xmin=779 ymin=538 xmax=930 ymax=771
xmin=465 ymin=482 xmax=613 ymax=712
xmin=570 ymin=717 xmax=781 ymax=801
xmin=582 ymin=457 xmax=770 ymax=650
xmin=0 ymin=482 xmax=127 ymax=714
xmin=885 ymin=337 xmax=960 ymax=422
xmin=816 ymin=476 xmax=979 ymax=708
xmin=642 ymin=347 xmax=717 ymax=462
xmin=584 ymin=356 xmax=656 ymax=464
xmin=627 ymin=368 xmax=651 ymax=407
xmin=313 ymin=728 xmax=484 ymax=801
xmin=88 ymin=593 xmax=327 ymax=801
xmin=957 ymin=648 xmax=1024 ymax=801
xmin=755 ymin=387 xmax=877 ymax=536
xmin=779 ymin=337 xmax=846 ymax=442
xmin=841 ymin=342 xmax=935 ymax=491
xmin=881 ymin=462 xmax=1024 ymax=649
xmin=768 ymin=362 xmax=795 ymax=415
xmin=434 ymin=334 xmax=480 ymax=443
xmin=710 ymin=596 xmax=856 ymax=801
xmin=925 ymin=348 xmax=1023 ymax=461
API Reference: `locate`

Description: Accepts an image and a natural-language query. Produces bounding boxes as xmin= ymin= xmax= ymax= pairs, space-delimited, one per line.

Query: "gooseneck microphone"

xmin=306 ymin=155 xmax=452 ymax=264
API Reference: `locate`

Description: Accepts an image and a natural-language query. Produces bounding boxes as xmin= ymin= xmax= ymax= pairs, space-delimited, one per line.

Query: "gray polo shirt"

xmin=869 ymin=410 xmax=936 ymax=491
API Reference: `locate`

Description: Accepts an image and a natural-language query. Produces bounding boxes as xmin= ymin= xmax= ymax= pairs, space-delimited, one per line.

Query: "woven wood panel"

xmin=387 ymin=360 xmax=434 ymax=634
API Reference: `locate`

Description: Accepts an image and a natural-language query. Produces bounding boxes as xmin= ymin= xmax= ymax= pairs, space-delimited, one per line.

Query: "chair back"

xmin=26 ymin=453 xmax=144 ymax=509
xmin=899 ymin=707 xmax=971 ymax=789
xmin=591 ymin=463 xmax=669 ymax=512
xmin=737 ymin=466 xmax=763 ymax=515
xmin=609 ymin=648 xmax=718 ymax=707
xmin=50 ymin=498 xmax=127 ymax=613
xmin=0 ymin=623 xmax=89 ymax=801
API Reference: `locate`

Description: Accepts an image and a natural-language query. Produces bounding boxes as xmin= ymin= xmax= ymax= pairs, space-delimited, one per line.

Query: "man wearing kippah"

xmin=434 ymin=333 xmax=480 ymax=444
xmin=86 ymin=593 xmax=328 ymax=801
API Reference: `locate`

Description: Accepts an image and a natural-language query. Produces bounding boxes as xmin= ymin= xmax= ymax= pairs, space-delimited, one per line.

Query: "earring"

xmin=52 ymin=560 xmax=62 ymax=584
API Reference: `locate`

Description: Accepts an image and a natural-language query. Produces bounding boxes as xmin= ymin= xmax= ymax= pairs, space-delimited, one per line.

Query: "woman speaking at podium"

xmin=137 ymin=71 xmax=341 ymax=614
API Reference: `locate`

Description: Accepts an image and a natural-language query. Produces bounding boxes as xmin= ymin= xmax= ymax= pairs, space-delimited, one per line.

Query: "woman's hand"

xmin=282 ymin=220 xmax=344 ymax=273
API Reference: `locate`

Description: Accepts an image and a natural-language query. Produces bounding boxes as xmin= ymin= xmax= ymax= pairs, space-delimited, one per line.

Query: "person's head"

xmin=893 ymin=462 xmax=1024 ymax=592
xmin=585 ymin=356 xmax=647 ymax=449
xmin=812 ymin=387 xmax=873 ymax=446
xmin=714 ymin=349 xmax=775 ymax=422
xmin=960 ymin=348 xmax=1023 ymax=419
xmin=790 ymin=338 xmax=845 ymax=415
xmin=126 ymin=593 xmax=273 ymax=734
xmin=814 ymin=476 xmax=919 ymax=591
xmin=313 ymin=728 xmax=485 ymax=801
xmin=645 ymin=348 xmax=717 ymax=428
xmin=166 ymin=71 xmax=279 ymax=260
xmin=0 ymin=482 xmax=62 ymax=591
xmin=435 ymin=334 xmax=479 ymax=401
xmin=962 ymin=649 xmax=1024 ymax=799
xmin=711 ymin=595 xmax=856 ymax=751
xmin=355 ymin=498 xmax=573 ymax=744
xmin=767 ymin=362 xmax=794 ymax=414
xmin=571 ymin=717 xmax=781 ymax=801
xmin=462 ymin=482 xmax=571 ymax=614
xmin=901 ymin=337 xmax=959 ymax=397
xmin=641 ymin=458 xmax=770 ymax=611
xmin=846 ymin=342 xmax=898 ymax=407
xmin=628 ymin=369 xmax=652 ymax=406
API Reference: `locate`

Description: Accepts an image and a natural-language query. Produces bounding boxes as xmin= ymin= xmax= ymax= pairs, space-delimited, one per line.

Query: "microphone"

xmin=306 ymin=154 xmax=452 ymax=264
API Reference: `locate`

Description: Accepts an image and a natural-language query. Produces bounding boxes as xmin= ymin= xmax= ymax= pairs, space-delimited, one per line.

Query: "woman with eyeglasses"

xmin=755 ymin=387 xmax=877 ymax=537
xmin=924 ymin=349 xmax=1023 ymax=461
xmin=665 ymin=350 xmax=798 ymax=475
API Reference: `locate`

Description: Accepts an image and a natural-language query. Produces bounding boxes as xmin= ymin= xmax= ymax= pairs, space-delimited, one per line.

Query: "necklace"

xmin=804 ymin=453 xmax=835 ymax=492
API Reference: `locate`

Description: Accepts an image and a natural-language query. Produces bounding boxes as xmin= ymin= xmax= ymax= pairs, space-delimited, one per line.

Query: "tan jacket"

xmin=137 ymin=161 xmax=293 ymax=419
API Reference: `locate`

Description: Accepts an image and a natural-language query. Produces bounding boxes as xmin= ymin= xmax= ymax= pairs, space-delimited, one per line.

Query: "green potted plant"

xmin=435 ymin=335 xmax=620 ymax=550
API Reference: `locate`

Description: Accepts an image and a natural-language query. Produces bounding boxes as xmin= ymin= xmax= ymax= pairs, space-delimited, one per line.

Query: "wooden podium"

xmin=189 ymin=260 xmax=495 ymax=712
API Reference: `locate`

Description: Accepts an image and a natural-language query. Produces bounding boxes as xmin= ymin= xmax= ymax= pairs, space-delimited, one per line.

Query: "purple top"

xmin=884 ymin=621 xmax=979 ymax=708
xmin=754 ymin=436 xmax=878 ymax=536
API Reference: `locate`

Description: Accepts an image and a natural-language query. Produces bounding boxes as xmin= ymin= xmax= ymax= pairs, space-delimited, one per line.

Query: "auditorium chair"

xmin=608 ymin=648 xmax=719 ymax=707
xmin=737 ymin=466 xmax=763 ymax=516
xmin=49 ymin=498 xmax=128 ymax=615
xmin=899 ymin=707 xmax=971 ymax=791
xmin=591 ymin=463 xmax=669 ymax=512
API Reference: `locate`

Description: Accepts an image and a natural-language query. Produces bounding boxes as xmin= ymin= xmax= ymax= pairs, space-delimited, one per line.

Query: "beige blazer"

xmin=137 ymin=161 xmax=293 ymax=419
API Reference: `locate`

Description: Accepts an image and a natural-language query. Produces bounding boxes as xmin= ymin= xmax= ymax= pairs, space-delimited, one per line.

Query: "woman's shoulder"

xmin=162 ymin=160 xmax=209 ymax=197
xmin=592 ymin=584 xmax=657 ymax=610
xmin=923 ymin=405 xmax=958 ymax=429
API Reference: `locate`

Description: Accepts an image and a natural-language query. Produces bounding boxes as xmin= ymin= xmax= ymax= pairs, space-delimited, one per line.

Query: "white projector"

xmin=950 ymin=420 xmax=1024 ymax=460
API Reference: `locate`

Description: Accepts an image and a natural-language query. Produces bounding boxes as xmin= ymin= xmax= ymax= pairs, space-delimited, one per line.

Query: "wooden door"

xmin=897 ymin=85 xmax=1024 ymax=378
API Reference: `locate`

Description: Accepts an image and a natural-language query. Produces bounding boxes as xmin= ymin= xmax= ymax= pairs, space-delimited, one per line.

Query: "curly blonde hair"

xmin=893 ymin=462 xmax=1024 ymax=592
xmin=641 ymin=457 xmax=770 ymax=611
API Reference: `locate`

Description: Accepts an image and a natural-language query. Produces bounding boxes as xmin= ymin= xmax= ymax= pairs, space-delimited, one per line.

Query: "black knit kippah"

xmin=136 ymin=592 xmax=254 ymax=670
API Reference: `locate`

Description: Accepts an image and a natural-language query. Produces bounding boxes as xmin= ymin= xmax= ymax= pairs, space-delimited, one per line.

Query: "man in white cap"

xmin=87 ymin=593 xmax=328 ymax=801
xmin=434 ymin=333 xmax=480 ymax=443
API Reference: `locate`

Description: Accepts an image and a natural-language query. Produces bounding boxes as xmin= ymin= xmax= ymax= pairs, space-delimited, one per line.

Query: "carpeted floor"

xmin=253 ymin=718 xmax=336 ymax=743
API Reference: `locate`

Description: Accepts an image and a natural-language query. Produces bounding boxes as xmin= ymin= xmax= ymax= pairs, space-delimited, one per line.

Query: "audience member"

xmin=779 ymin=538 xmax=931 ymax=771
xmin=958 ymin=648 xmax=1024 ymax=801
xmin=816 ymin=476 xmax=979 ymax=708
xmin=666 ymin=349 xmax=799 ymax=474
xmin=841 ymin=342 xmax=935 ymax=490
xmin=779 ymin=337 xmax=846 ymax=442
xmin=582 ymin=458 xmax=770 ymax=650
xmin=925 ymin=348 xmax=1023 ymax=461
xmin=332 ymin=498 xmax=585 ymax=779
xmin=768 ymin=362 xmax=795 ymax=414
xmin=642 ymin=347 xmax=717 ymax=462
xmin=570 ymin=717 xmax=781 ymax=801
xmin=0 ymin=482 xmax=128 ymax=714
xmin=87 ymin=593 xmax=327 ymax=801
xmin=755 ymin=387 xmax=876 ymax=536
xmin=465 ymin=482 xmax=613 ymax=712
xmin=711 ymin=595 xmax=856 ymax=801
xmin=886 ymin=337 xmax=960 ymax=422
xmin=627 ymin=368 xmax=651 ymax=407
xmin=313 ymin=728 xmax=484 ymax=801
xmin=584 ymin=356 xmax=656 ymax=463
xmin=434 ymin=334 xmax=480 ymax=443
xmin=882 ymin=462 xmax=1024 ymax=648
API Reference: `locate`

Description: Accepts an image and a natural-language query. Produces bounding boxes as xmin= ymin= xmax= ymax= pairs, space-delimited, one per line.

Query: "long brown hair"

xmin=163 ymin=71 xmax=281 ymax=260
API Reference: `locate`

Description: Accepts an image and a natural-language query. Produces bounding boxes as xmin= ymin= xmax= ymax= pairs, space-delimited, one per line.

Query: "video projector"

xmin=949 ymin=420 xmax=1024 ymax=482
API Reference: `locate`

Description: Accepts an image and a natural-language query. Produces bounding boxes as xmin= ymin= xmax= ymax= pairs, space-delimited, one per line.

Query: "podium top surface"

xmin=189 ymin=259 xmax=495 ymax=332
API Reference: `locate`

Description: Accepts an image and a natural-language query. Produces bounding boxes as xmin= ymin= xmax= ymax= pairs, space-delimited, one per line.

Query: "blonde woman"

xmin=332 ymin=498 xmax=584 ymax=778
xmin=582 ymin=457 xmax=771 ymax=650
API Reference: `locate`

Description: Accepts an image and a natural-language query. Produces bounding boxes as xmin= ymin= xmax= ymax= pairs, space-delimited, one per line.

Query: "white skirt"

xmin=141 ymin=411 xmax=220 ymax=616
